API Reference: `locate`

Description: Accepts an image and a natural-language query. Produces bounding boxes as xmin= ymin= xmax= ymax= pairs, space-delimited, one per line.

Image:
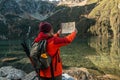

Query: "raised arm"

xmin=53 ymin=31 xmax=77 ymax=48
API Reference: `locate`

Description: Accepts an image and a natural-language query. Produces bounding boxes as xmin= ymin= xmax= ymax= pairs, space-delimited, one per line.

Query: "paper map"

xmin=61 ymin=22 xmax=75 ymax=34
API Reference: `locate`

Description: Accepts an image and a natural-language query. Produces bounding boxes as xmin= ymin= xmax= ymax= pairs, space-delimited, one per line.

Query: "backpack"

xmin=30 ymin=40 xmax=51 ymax=70
xmin=21 ymin=39 xmax=56 ymax=80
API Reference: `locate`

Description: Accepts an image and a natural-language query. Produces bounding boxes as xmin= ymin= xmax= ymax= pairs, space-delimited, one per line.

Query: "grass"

xmin=61 ymin=39 xmax=96 ymax=68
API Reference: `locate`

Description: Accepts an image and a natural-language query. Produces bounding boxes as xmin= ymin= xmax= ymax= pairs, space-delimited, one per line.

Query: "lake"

xmin=0 ymin=37 xmax=120 ymax=77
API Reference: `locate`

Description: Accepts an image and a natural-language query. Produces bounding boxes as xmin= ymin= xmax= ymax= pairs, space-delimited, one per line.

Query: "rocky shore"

xmin=0 ymin=66 xmax=119 ymax=80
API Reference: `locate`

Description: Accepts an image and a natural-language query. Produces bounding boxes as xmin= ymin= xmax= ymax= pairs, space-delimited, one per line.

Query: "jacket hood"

xmin=34 ymin=32 xmax=49 ymax=42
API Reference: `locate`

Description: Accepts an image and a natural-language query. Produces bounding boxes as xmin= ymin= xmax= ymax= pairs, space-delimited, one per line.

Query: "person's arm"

xmin=54 ymin=33 xmax=59 ymax=37
xmin=54 ymin=29 xmax=62 ymax=37
xmin=54 ymin=31 xmax=77 ymax=47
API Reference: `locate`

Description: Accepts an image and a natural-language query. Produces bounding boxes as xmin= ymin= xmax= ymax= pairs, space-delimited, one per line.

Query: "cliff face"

xmin=88 ymin=0 xmax=120 ymax=38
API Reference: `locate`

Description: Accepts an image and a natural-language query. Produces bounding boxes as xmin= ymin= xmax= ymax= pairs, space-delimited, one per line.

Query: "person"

xmin=34 ymin=22 xmax=77 ymax=80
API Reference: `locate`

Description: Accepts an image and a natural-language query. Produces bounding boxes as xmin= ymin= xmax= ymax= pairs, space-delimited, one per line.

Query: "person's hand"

xmin=74 ymin=28 xmax=78 ymax=34
xmin=57 ymin=29 xmax=62 ymax=35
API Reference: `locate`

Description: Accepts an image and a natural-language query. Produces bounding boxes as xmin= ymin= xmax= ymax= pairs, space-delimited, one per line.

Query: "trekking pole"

xmin=21 ymin=41 xmax=41 ymax=80
xmin=21 ymin=26 xmax=41 ymax=80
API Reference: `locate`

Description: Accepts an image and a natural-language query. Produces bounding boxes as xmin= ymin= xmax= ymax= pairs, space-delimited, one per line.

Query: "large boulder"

xmin=0 ymin=66 xmax=27 ymax=80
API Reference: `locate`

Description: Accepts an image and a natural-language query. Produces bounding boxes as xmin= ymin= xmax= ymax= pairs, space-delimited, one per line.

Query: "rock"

xmin=0 ymin=77 xmax=7 ymax=80
xmin=64 ymin=67 xmax=96 ymax=80
xmin=0 ymin=66 xmax=13 ymax=77
xmin=102 ymin=74 xmax=120 ymax=80
xmin=0 ymin=66 xmax=27 ymax=80
xmin=23 ymin=71 xmax=37 ymax=80
xmin=64 ymin=67 xmax=120 ymax=80
xmin=62 ymin=73 xmax=74 ymax=80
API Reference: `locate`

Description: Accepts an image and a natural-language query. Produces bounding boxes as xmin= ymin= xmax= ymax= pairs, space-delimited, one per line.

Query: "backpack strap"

xmin=54 ymin=50 xmax=59 ymax=71
xmin=52 ymin=49 xmax=59 ymax=58
xmin=50 ymin=62 xmax=54 ymax=80
xmin=50 ymin=49 xmax=59 ymax=80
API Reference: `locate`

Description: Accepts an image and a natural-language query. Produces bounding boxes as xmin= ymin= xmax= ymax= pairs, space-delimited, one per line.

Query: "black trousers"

xmin=40 ymin=75 xmax=62 ymax=80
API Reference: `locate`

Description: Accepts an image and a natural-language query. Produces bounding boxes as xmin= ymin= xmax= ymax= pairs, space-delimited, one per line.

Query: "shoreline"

xmin=0 ymin=66 xmax=120 ymax=80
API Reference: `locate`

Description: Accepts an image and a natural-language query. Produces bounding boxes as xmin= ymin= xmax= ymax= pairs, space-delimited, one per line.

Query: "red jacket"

xmin=34 ymin=32 xmax=76 ymax=78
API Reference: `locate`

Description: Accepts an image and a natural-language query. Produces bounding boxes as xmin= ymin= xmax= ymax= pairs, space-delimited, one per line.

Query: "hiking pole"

xmin=21 ymin=26 xmax=41 ymax=80
xmin=21 ymin=41 xmax=41 ymax=80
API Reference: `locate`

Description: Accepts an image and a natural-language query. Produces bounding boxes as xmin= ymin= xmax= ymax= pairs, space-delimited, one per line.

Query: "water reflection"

xmin=88 ymin=37 xmax=120 ymax=76
xmin=0 ymin=40 xmax=23 ymax=58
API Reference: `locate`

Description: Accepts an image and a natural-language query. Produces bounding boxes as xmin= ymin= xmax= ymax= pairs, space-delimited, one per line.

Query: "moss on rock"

xmin=88 ymin=0 xmax=120 ymax=38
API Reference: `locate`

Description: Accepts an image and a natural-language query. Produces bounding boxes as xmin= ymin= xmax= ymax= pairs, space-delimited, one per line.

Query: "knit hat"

xmin=39 ymin=22 xmax=52 ymax=33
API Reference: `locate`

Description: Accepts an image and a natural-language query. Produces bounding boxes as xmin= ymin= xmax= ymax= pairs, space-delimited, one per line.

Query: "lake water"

xmin=0 ymin=37 xmax=120 ymax=77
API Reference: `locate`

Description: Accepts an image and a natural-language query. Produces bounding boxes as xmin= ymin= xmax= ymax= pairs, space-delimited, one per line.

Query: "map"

xmin=61 ymin=22 xmax=75 ymax=34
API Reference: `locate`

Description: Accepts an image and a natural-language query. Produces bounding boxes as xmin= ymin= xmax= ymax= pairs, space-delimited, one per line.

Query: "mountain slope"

xmin=0 ymin=0 xmax=119 ymax=39
xmin=46 ymin=0 xmax=120 ymax=38
xmin=0 ymin=0 xmax=57 ymax=39
xmin=88 ymin=0 xmax=120 ymax=38
xmin=45 ymin=3 xmax=97 ymax=37
xmin=0 ymin=0 xmax=56 ymax=20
